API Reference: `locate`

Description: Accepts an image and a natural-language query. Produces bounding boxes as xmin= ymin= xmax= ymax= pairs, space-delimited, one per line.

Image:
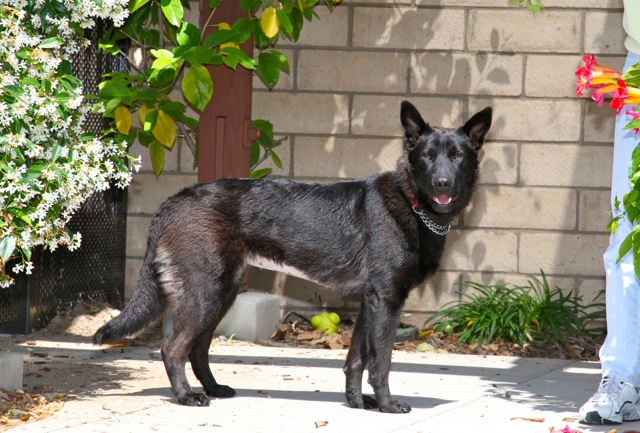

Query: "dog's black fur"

xmin=94 ymin=101 xmax=492 ymax=414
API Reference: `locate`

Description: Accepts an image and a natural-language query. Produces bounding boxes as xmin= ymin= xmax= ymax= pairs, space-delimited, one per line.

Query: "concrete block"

xmin=0 ymin=351 xmax=23 ymax=391
xmin=252 ymin=92 xmax=349 ymax=135
xmin=520 ymin=144 xmax=612 ymax=188
xmin=469 ymin=98 xmax=581 ymax=142
xmin=298 ymin=50 xmax=409 ymax=93
xmin=162 ymin=292 xmax=280 ymax=343
xmin=292 ymin=7 xmax=349 ymax=47
xmin=351 ymin=95 xmax=464 ymax=137
xmin=519 ymin=233 xmax=609 ymax=276
xmin=410 ymin=52 xmax=523 ymax=96
xmin=293 ymin=136 xmax=402 ymax=179
xmin=215 ymin=292 xmax=281 ymax=342
xmin=465 ymin=185 xmax=577 ymax=230
xmin=584 ymin=12 xmax=626 ymax=55
xmin=467 ymin=10 xmax=581 ymax=53
xmin=441 ymin=229 xmax=518 ymax=273
xmin=477 ymin=142 xmax=518 ymax=186
xmin=525 ymin=55 xmax=583 ymax=98
xmin=353 ymin=7 xmax=464 ymax=50
xmin=579 ymin=190 xmax=612 ymax=233
xmin=126 ymin=173 xmax=197 ymax=214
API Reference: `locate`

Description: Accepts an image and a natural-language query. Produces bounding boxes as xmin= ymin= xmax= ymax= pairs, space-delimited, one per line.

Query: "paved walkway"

xmin=3 ymin=339 xmax=636 ymax=433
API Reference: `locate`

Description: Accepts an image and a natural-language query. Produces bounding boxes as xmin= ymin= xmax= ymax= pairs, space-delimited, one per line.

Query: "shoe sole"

xmin=582 ymin=411 xmax=621 ymax=425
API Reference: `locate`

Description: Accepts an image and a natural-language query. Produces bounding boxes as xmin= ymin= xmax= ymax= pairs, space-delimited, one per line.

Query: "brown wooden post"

xmin=198 ymin=1 xmax=254 ymax=183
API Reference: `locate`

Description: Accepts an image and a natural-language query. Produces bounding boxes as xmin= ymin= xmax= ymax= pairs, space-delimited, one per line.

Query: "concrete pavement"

xmin=1 ymin=338 xmax=633 ymax=433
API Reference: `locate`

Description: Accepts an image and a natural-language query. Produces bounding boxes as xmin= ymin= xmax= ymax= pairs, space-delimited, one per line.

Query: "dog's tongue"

xmin=434 ymin=194 xmax=452 ymax=205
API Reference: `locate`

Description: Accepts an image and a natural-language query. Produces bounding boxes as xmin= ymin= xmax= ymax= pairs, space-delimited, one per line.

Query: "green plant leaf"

xmin=149 ymin=140 xmax=165 ymax=177
xmin=160 ymin=0 xmax=184 ymax=27
xmin=622 ymin=62 xmax=640 ymax=88
xmin=130 ymin=0 xmax=151 ymax=13
xmin=154 ymin=110 xmax=177 ymax=149
xmin=182 ymin=64 xmax=213 ymax=111
xmin=256 ymin=51 xmax=280 ymax=88
xmin=177 ymin=22 xmax=201 ymax=46
xmin=250 ymin=167 xmax=272 ymax=178
xmin=240 ymin=0 xmax=260 ymax=15
xmin=0 ymin=236 xmax=16 ymax=260
xmin=38 ymin=37 xmax=63 ymax=49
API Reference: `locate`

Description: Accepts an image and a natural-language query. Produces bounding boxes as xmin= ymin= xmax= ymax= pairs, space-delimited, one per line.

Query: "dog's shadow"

xmin=114 ymin=386 xmax=449 ymax=410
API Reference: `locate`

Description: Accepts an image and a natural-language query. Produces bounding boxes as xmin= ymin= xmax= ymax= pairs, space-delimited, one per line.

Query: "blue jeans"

xmin=600 ymin=51 xmax=640 ymax=386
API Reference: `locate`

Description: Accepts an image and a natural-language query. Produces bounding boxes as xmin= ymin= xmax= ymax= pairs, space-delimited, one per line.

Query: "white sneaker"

xmin=580 ymin=376 xmax=640 ymax=424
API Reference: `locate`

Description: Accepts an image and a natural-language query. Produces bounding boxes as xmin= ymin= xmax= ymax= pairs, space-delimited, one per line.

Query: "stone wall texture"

xmin=126 ymin=0 xmax=628 ymax=325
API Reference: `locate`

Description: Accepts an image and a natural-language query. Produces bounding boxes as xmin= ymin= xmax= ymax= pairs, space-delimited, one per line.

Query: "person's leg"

xmin=581 ymin=51 xmax=640 ymax=425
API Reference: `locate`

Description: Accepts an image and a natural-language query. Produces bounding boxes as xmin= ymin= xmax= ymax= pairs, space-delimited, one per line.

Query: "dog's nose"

xmin=433 ymin=177 xmax=451 ymax=189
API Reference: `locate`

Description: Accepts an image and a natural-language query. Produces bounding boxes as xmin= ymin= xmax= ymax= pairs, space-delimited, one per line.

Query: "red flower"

xmin=611 ymin=79 xmax=629 ymax=114
xmin=627 ymin=107 xmax=640 ymax=134
xmin=575 ymin=54 xmax=623 ymax=101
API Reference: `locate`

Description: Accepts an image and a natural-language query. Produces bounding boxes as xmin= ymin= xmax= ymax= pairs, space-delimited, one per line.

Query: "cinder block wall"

xmin=126 ymin=0 xmax=628 ymax=326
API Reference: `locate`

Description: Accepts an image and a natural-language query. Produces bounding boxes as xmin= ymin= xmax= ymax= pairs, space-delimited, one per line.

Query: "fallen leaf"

xmin=510 ymin=416 xmax=544 ymax=422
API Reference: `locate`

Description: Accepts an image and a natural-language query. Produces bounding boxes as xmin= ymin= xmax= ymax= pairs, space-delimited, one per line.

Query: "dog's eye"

xmin=453 ymin=152 xmax=463 ymax=161
xmin=423 ymin=153 xmax=435 ymax=161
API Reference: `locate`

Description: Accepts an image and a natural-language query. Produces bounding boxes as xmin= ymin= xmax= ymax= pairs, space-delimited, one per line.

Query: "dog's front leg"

xmin=364 ymin=295 xmax=411 ymax=414
xmin=344 ymin=307 xmax=378 ymax=410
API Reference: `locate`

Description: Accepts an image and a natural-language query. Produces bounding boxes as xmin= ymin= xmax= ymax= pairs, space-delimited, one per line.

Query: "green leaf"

xmin=240 ymin=0 xmax=260 ymax=15
xmin=622 ymin=61 xmax=640 ymax=87
xmin=130 ymin=0 xmax=151 ymax=13
xmin=618 ymin=231 xmax=634 ymax=263
xmin=182 ymin=65 xmax=213 ymax=111
xmin=177 ymin=22 xmax=201 ymax=46
xmin=250 ymin=167 xmax=272 ymax=178
xmin=149 ymin=140 xmax=166 ymax=177
xmin=256 ymin=51 xmax=280 ymax=88
xmin=161 ymin=0 xmax=184 ymax=27
xmin=0 ymin=236 xmax=16 ymax=261
xmin=629 ymin=142 xmax=640 ymax=179
xmin=39 ymin=37 xmax=63 ymax=49
xmin=270 ymin=149 xmax=283 ymax=169
xmin=209 ymin=0 xmax=222 ymax=9
xmin=6 ymin=208 xmax=32 ymax=227
xmin=250 ymin=141 xmax=260 ymax=166
xmin=275 ymin=8 xmax=293 ymax=37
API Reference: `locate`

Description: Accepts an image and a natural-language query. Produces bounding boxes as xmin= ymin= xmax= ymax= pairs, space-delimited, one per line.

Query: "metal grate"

xmin=0 ymin=22 xmax=128 ymax=334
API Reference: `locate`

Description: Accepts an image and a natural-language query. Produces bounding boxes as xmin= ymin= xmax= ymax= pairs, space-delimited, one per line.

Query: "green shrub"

xmin=424 ymin=271 xmax=605 ymax=347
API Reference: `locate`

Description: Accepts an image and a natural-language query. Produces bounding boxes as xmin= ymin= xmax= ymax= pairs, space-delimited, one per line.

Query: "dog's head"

xmin=400 ymin=101 xmax=492 ymax=215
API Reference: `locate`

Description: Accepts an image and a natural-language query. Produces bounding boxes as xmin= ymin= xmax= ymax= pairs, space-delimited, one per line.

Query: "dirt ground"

xmin=0 ymin=302 xmax=604 ymax=431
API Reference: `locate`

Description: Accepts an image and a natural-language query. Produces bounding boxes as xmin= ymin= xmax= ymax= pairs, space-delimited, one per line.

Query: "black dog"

xmin=94 ymin=101 xmax=492 ymax=414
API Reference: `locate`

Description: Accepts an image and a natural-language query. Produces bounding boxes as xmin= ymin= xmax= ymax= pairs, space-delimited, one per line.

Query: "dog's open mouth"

xmin=433 ymin=194 xmax=455 ymax=206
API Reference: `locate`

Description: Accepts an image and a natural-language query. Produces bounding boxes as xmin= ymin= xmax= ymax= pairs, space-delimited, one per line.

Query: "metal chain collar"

xmin=411 ymin=205 xmax=452 ymax=236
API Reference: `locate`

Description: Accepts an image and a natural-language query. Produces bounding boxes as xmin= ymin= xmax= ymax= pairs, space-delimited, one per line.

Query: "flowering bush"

xmin=0 ymin=0 xmax=139 ymax=288
xmin=576 ymin=54 xmax=640 ymax=277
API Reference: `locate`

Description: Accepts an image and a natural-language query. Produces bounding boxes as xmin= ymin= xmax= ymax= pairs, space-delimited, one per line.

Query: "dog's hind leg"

xmin=188 ymin=289 xmax=238 ymax=399
xmin=344 ymin=307 xmax=378 ymax=410
xmin=161 ymin=324 xmax=211 ymax=406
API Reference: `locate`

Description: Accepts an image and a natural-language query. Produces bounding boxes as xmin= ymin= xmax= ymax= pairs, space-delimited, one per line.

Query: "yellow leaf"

xmin=115 ymin=106 xmax=132 ymax=134
xmin=260 ymin=6 xmax=279 ymax=39
xmin=138 ymin=105 xmax=153 ymax=126
xmin=153 ymin=110 xmax=177 ymax=149
xmin=217 ymin=21 xmax=240 ymax=50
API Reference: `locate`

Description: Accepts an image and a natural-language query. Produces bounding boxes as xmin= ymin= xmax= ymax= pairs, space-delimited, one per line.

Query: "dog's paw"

xmin=206 ymin=384 xmax=236 ymax=398
xmin=379 ymin=400 xmax=411 ymax=414
xmin=178 ymin=392 xmax=210 ymax=407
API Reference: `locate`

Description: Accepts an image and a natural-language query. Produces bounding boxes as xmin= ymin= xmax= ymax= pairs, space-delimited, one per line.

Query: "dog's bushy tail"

xmin=93 ymin=230 xmax=165 ymax=345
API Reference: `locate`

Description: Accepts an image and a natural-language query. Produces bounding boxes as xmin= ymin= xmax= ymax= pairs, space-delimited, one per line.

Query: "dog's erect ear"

xmin=462 ymin=107 xmax=492 ymax=151
xmin=401 ymin=101 xmax=432 ymax=149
